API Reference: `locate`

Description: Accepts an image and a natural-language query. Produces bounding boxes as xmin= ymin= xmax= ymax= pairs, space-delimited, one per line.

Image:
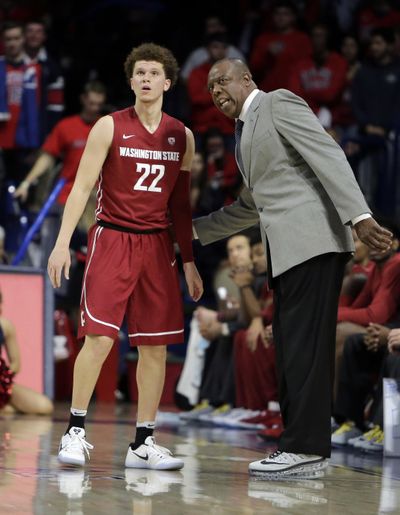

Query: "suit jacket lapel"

xmin=234 ymin=144 xmax=246 ymax=183
xmin=241 ymin=92 xmax=262 ymax=185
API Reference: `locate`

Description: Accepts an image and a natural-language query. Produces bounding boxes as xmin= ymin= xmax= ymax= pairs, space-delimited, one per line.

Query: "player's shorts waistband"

xmin=97 ymin=220 xmax=167 ymax=234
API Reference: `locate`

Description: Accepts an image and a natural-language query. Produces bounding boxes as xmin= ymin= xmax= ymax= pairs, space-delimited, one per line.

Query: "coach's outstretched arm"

xmin=193 ymin=185 xmax=260 ymax=245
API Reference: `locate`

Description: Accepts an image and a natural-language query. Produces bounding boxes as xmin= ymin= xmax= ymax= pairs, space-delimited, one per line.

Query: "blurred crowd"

xmin=1 ymin=0 xmax=400 ymax=448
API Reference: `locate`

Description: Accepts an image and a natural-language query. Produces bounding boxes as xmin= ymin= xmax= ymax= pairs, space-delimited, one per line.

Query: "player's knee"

xmin=138 ymin=345 xmax=167 ymax=363
xmin=84 ymin=335 xmax=114 ymax=362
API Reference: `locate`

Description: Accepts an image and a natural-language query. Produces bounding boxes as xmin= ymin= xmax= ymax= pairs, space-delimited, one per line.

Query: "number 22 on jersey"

xmin=133 ymin=163 xmax=165 ymax=192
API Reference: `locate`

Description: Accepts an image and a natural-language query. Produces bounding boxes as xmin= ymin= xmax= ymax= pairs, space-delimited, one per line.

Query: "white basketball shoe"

xmin=125 ymin=436 xmax=184 ymax=470
xmin=58 ymin=427 xmax=94 ymax=466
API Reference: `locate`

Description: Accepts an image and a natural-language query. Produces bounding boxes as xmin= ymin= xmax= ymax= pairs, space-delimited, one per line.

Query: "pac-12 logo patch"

xmin=81 ymin=310 xmax=85 ymax=326
xmin=168 ymin=137 xmax=175 ymax=145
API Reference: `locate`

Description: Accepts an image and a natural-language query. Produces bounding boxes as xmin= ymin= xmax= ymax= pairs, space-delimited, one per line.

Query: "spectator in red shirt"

xmin=358 ymin=0 xmax=400 ymax=43
xmin=187 ymin=32 xmax=235 ymax=149
xmin=337 ymin=247 xmax=400 ymax=326
xmin=335 ymin=219 xmax=400 ymax=391
xmin=180 ymin=16 xmax=245 ymax=82
xmin=289 ymin=24 xmax=348 ymax=129
xmin=249 ymin=1 xmax=312 ymax=92
xmin=14 ymin=81 xmax=107 ymax=205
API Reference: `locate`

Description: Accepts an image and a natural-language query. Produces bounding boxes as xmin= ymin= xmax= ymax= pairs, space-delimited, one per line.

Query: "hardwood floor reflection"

xmin=0 ymin=404 xmax=399 ymax=514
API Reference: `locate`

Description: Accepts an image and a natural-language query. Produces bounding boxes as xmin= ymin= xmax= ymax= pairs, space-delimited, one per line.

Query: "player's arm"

xmin=14 ymin=152 xmax=56 ymax=201
xmin=47 ymin=115 xmax=113 ymax=288
xmin=2 ymin=318 xmax=20 ymax=375
xmin=168 ymin=127 xmax=203 ymax=301
xmin=168 ymin=126 xmax=195 ymax=263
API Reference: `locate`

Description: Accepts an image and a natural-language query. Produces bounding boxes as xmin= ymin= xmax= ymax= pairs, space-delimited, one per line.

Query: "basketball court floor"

xmin=1 ymin=403 xmax=399 ymax=514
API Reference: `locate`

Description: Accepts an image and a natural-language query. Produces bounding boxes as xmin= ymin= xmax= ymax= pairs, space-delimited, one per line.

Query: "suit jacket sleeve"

xmin=271 ymin=89 xmax=371 ymax=225
xmin=193 ymin=186 xmax=259 ymax=245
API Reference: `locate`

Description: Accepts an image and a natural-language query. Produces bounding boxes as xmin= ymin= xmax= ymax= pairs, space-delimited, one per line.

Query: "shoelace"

xmin=147 ymin=438 xmax=172 ymax=457
xmin=267 ymin=450 xmax=284 ymax=460
xmin=265 ymin=451 xmax=306 ymax=463
xmin=65 ymin=434 xmax=94 ymax=459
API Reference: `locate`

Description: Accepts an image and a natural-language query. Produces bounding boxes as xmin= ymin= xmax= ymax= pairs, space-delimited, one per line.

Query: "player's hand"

xmin=354 ymin=218 xmax=392 ymax=253
xmin=13 ymin=181 xmax=30 ymax=202
xmin=183 ymin=261 xmax=203 ymax=302
xmin=47 ymin=246 xmax=71 ymax=288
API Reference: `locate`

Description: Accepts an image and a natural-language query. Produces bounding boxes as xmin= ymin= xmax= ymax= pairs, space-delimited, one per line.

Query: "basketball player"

xmin=47 ymin=43 xmax=203 ymax=470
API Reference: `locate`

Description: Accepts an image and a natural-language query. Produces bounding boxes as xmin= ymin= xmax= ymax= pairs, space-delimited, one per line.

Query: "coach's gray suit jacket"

xmin=193 ymin=89 xmax=371 ymax=278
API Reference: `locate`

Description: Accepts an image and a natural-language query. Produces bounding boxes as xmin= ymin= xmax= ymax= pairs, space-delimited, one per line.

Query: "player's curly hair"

xmin=124 ymin=43 xmax=179 ymax=87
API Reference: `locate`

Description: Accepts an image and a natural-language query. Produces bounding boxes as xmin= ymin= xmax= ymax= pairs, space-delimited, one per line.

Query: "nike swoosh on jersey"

xmin=133 ymin=451 xmax=149 ymax=461
xmin=123 ymin=134 xmax=135 ymax=139
xmin=171 ymin=260 xmax=176 ymax=267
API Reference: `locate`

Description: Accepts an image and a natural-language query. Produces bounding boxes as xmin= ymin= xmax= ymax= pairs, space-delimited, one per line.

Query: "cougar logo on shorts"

xmin=81 ymin=310 xmax=85 ymax=326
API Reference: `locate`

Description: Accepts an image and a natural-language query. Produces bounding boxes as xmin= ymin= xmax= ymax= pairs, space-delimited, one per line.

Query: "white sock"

xmin=136 ymin=421 xmax=156 ymax=429
xmin=70 ymin=408 xmax=87 ymax=417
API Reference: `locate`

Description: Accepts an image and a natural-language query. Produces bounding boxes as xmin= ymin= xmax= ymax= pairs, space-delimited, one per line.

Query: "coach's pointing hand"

xmin=47 ymin=246 xmax=71 ymax=288
xmin=183 ymin=261 xmax=203 ymax=302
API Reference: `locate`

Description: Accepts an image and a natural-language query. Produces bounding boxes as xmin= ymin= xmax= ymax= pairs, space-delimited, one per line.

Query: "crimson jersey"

xmin=42 ymin=115 xmax=96 ymax=204
xmin=95 ymin=107 xmax=186 ymax=231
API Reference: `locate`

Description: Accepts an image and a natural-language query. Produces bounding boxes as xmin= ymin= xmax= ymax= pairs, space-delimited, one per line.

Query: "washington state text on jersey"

xmin=119 ymin=147 xmax=180 ymax=161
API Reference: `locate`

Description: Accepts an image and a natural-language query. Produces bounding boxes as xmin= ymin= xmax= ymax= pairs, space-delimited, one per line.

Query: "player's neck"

xmin=134 ymin=100 xmax=163 ymax=134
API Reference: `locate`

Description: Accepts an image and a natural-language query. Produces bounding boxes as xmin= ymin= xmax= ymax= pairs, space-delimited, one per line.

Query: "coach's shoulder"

xmin=270 ymin=88 xmax=311 ymax=116
xmin=271 ymin=88 xmax=304 ymax=103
